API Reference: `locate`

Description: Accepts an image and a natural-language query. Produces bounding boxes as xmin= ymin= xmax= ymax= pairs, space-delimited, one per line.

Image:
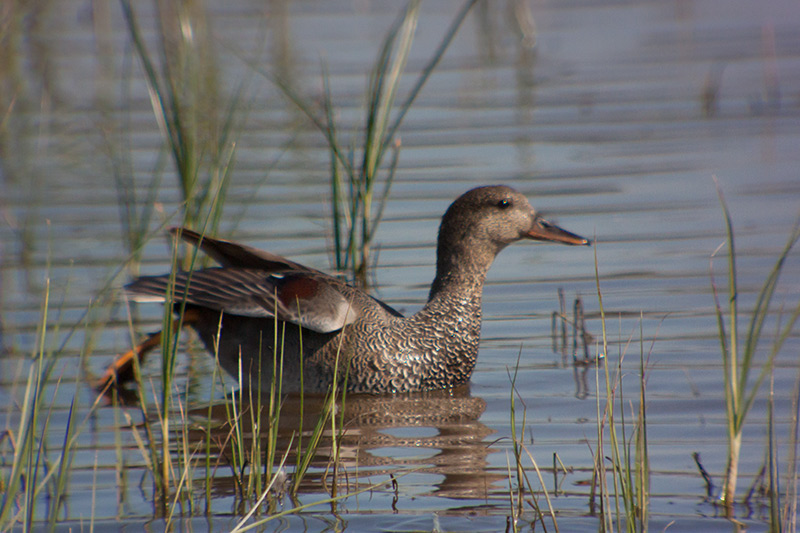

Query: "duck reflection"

xmin=188 ymin=385 xmax=502 ymax=501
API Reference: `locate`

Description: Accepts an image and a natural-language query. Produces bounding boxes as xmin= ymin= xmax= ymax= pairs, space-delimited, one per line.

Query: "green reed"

xmin=0 ymin=283 xmax=52 ymax=531
xmin=507 ymin=351 xmax=559 ymax=532
xmin=266 ymin=0 xmax=479 ymax=286
xmin=710 ymin=179 xmax=800 ymax=510
xmin=766 ymin=374 xmax=780 ymax=531
xmin=783 ymin=367 xmax=800 ymax=531
xmin=324 ymin=1 xmax=417 ymax=287
xmin=220 ymin=327 xmax=280 ymax=509
xmin=119 ymin=0 xmax=239 ymax=245
xmin=224 ymin=366 xmax=261 ymax=505
xmin=592 ymin=244 xmax=650 ymax=533
xmin=206 ymin=305 xmax=349 ymax=510
xmin=291 ymin=333 xmax=350 ymax=498
xmin=201 ymin=318 xmax=223 ymax=510
xmin=110 ymin=231 xmax=202 ymax=517
xmin=0 ymin=276 xmax=111 ymax=532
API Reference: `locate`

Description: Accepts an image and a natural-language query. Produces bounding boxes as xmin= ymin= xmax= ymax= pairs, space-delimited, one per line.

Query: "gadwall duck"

xmin=101 ymin=185 xmax=589 ymax=394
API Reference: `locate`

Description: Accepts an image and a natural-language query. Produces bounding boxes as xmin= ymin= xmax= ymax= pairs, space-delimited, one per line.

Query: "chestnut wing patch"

xmin=275 ymin=274 xmax=358 ymax=333
xmin=126 ymin=268 xmax=357 ymax=333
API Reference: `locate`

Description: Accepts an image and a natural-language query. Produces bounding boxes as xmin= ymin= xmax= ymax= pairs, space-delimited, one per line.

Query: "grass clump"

xmin=119 ymin=0 xmax=241 ymax=252
xmin=710 ymin=178 xmax=800 ymax=512
xmin=505 ymin=352 xmax=558 ymax=533
xmin=266 ymin=0 xmax=479 ymax=286
xmin=0 ymin=277 xmax=110 ymax=531
xmin=592 ymin=243 xmax=651 ymax=533
xmin=0 ymin=283 xmax=57 ymax=531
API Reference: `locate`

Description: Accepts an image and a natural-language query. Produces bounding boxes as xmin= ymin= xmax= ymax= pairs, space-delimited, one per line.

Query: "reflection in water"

xmin=187 ymin=385 xmax=501 ymax=503
xmin=571 ymin=363 xmax=593 ymax=401
xmin=551 ymin=288 xmax=594 ymax=364
xmin=550 ymin=288 xmax=601 ymax=399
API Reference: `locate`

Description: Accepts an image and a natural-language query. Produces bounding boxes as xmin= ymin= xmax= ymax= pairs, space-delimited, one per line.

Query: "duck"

xmin=99 ymin=185 xmax=590 ymax=394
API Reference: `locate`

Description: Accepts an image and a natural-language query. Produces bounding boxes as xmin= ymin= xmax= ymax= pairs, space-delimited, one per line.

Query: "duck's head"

xmin=439 ymin=185 xmax=590 ymax=259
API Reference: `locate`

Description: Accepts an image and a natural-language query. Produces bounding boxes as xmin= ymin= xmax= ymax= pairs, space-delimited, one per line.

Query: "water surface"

xmin=1 ymin=0 xmax=799 ymax=531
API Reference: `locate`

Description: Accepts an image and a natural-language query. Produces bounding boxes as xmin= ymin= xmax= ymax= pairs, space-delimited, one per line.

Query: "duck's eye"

xmin=497 ymin=199 xmax=512 ymax=209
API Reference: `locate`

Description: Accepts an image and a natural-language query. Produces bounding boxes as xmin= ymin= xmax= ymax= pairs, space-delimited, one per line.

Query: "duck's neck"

xmin=417 ymin=237 xmax=496 ymax=339
xmin=403 ymin=241 xmax=494 ymax=390
xmin=427 ymin=235 xmax=497 ymax=303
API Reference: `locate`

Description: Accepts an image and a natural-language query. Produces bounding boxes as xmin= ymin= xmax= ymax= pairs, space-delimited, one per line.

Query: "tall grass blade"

xmin=593 ymin=239 xmax=650 ymax=532
xmin=0 ymin=274 xmax=115 ymax=530
xmin=260 ymin=1 xmax=477 ymax=284
xmin=120 ymin=0 xmax=240 ymax=237
xmin=46 ymin=386 xmax=78 ymax=532
xmin=784 ymin=366 xmax=800 ymax=531
xmin=381 ymin=0 xmax=479 ymax=151
xmin=767 ymin=374 xmax=781 ymax=532
xmin=711 ymin=176 xmax=800 ymax=509
xmin=506 ymin=350 xmax=559 ymax=531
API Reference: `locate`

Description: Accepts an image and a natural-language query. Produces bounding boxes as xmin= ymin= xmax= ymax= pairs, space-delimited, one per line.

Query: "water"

xmin=2 ymin=0 xmax=799 ymax=531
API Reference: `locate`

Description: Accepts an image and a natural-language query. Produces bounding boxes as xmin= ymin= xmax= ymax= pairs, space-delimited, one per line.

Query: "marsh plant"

xmin=592 ymin=246 xmax=651 ymax=533
xmin=0 ymin=279 xmax=110 ymax=531
xmin=119 ymin=0 xmax=241 ymax=258
xmin=506 ymin=353 xmax=559 ymax=532
xmin=267 ymin=0 xmax=479 ymax=287
xmin=710 ymin=178 xmax=800 ymax=513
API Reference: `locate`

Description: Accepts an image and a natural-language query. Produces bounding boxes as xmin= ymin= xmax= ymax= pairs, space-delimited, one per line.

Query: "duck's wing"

xmin=127 ymin=268 xmax=359 ymax=334
xmin=171 ymin=227 xmax=314 ymax=272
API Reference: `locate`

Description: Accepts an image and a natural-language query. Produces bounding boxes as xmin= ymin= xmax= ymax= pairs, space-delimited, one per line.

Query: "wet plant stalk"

xmin=711 ymin=178 xmax=800 ymax=509
xmin=120 ymin=0 xmax=238 ymax=243
xmin=508 ymin=350 xmax=558 ymax=532
xmin=266 ymin=0 xmax=479 ymax=286
xmin=593 ymin=240 xmax=650 ymax=532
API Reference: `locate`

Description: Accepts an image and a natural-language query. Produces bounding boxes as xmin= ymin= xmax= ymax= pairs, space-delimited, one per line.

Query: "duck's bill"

xmin=526 ymin=217 xmax=591 ymax=246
